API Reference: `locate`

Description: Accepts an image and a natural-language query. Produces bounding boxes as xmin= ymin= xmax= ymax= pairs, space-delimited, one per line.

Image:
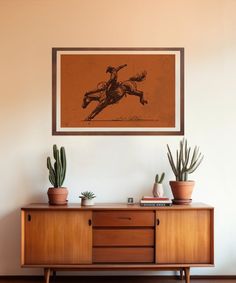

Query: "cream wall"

xmin=0 ymin=0 xmax=236 ymax=276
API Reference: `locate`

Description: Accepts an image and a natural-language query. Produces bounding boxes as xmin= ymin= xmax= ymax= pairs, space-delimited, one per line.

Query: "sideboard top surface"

xmin=21 ymin=202 xmax=213 ymax=210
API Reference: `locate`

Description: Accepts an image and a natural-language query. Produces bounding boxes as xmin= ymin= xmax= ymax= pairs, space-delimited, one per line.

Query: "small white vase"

xmin=81 ymin=198 xmax=94 ymax=206
xmin=152 ymin=183 xmax=164 ymax=197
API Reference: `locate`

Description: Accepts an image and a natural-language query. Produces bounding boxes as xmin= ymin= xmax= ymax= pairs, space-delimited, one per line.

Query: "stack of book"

xmin=140 ymin=196 xmax=172 ymax=207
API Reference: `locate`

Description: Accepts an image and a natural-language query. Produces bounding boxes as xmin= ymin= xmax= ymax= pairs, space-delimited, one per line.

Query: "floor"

xmin=0 ymin=277 xmax=236 ymax=283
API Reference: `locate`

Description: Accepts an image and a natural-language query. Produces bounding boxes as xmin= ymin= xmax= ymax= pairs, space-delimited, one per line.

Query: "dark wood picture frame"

xmin=52 ymin=47 xmax=184 ymax=136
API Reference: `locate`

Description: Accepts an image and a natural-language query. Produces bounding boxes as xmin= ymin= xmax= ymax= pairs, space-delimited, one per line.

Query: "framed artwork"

xmin=52 ymin=47 xmax=184 ymax=135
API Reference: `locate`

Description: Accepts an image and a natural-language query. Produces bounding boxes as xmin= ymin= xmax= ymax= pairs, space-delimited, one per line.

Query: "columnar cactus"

xmin=47 ymin=144 xmax=66 ymax=187
xmin=155 ymin=173 xmax=165 ymax=184
xmin=167 ymin=139 xmax=203 ymax=181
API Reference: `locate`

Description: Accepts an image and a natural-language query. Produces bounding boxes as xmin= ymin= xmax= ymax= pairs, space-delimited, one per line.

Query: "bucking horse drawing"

xmin=82 ymin=64 xmax=148 ymax=121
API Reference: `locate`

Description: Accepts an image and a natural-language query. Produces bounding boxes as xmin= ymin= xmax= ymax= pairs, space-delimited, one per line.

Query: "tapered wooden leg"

xmin=184 ymin=267 xmax=190 ymax=283
xmin=179 ymin=268 xmax=184 ymax=280
xmin=44 ymin=268 xmax=51 ymax=283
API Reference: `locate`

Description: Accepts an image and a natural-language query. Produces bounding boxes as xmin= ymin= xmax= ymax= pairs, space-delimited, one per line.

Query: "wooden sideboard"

xmin=21 ymin=203 xmax=214 ymax=283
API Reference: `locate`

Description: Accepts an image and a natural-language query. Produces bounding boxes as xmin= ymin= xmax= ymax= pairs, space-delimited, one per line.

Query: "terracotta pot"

xmin=169 ymin=181 xmax=195 ymax=204
xmin=47 ymin=187 xmax=68 ymax=205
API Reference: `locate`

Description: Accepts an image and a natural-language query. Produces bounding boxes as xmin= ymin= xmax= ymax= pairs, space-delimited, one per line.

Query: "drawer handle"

xmin=118 ymin=217 xmax=132 ymax=220
xmin=27 ymin=214 xmax=31 ymax=222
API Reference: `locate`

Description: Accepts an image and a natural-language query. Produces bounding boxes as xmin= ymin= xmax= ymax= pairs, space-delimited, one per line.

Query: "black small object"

xmin=156 ymin=218 xmax=160 ymax=225
xmin=127 ymin=197 xmax=134 ymax=204
xmin=27 ymin=214 xmax=31 ymax=222
xmin=88 ymin=219 xmax=92 ymax=226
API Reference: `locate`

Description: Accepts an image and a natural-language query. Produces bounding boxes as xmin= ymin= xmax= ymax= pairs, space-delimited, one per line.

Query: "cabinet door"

xmin=155 ymin=209 xmax=213 ymax=264
xmin=24 ymin=210 xmax=92 ymax=265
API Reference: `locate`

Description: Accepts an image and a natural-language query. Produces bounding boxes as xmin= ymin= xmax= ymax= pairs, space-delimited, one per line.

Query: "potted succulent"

xmin=80 ymin=191 xmax=96 ymax=206
xmin=167 ymin=139 xmax=203 ymax=204
xmin=152 ymin=172 xmax=165 ymax=197
xmin=47 ymin=144 xmax=68 ymax=205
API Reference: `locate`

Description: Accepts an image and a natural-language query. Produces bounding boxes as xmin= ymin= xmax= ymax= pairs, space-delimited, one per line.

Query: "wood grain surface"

xmin=93 ymin=228 xmax=154 ymax=246
xmin=93 ymin=211 xmax=155 ymax=227
xmin=23 ymin=210 xmax=92 ymax=265
xmin=155 ymin=209 xmax=213 ymax=264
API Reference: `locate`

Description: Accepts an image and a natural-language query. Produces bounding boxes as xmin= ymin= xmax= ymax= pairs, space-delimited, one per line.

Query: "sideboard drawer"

xmin=93 ymin=211 xmax=155 ymax=227
xmin=93 ymin=229 xmax=154 ymax=246
xmin=93 ymin=247 xmax=154 ymax=263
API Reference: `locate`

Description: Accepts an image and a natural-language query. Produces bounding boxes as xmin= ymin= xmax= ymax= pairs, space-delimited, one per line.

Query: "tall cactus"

xmin=167 ymin=139 xmax=203 ymax=181
xmin=47 ymin=144 xmax=66 ymax=187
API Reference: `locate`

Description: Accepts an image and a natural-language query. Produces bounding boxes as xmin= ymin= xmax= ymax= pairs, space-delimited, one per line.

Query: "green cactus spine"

xmin=167 ymin=138 xmax=203 ymax=181
xmin=155 ymin=172 xmax=165 ymax=184
xmin=47 ymin=144 xmax=66 ymax=187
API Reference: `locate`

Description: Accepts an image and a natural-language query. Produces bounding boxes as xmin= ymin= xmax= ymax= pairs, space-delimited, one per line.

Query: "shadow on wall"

xmin=0 ymin=208 xmax=22 ymax=274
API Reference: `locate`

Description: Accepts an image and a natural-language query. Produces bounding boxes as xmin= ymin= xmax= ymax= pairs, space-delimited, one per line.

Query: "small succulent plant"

xmin=80 ymin=191 xmax=96 ymax=200
xmin=155 ymin=173 xmax=165 ymax=184
xmin=167 ymin=138 xmax=203 ymax=181
xmin=47 ymin=144 xmax=66 ymax=188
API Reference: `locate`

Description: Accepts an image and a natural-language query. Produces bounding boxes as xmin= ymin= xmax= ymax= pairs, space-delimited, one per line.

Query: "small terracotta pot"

xmin=169 ymin=181 xmax=195 ymax=202
xmin=47 ymin=187 xmax=68 ymax=205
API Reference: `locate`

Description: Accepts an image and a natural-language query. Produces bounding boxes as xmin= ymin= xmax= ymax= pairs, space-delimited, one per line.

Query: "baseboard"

xmin=191 ymin=275 xmax=236 ymax=279
xmin=1 ymin=275 xmax=236 ymax=279
xmin=0 ymin=276 xmax=42 ymax=280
